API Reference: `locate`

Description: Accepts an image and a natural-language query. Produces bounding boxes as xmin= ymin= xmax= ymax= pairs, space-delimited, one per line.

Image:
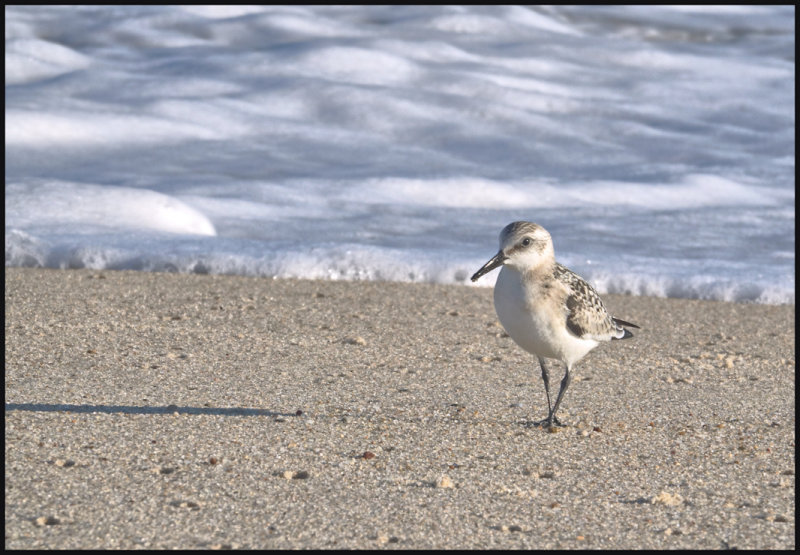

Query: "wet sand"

xmin=4 ymin=268 xmax=795 ymax=549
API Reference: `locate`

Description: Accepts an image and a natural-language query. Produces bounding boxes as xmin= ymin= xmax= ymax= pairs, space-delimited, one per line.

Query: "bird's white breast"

xmin=493 ymin=265 xmax=598 ymax=365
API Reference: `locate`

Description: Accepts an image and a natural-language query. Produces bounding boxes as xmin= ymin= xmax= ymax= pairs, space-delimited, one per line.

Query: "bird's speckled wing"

xmin=554 ymin=263 xmax=631 ymax=341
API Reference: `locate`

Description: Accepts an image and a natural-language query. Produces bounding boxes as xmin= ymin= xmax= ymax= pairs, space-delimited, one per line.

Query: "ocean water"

xmin=5 ymin=5 xmax=795 ymax=304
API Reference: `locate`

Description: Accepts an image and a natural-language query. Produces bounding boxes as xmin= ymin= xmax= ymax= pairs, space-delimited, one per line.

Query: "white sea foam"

xmin=5 ymin=181 xmax=216 ymax=237
xmin=5 ymin=38 xmax=91 ymax=85
xmin=4 ymin=5 xmax=795 ymax=304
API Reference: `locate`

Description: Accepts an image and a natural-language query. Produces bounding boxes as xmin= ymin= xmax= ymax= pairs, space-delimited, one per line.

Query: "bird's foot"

xmin=530 ymin=415 xmax=564 ymax=429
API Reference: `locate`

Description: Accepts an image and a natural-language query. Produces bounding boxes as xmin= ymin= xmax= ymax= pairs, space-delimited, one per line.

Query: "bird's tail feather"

xmin=612 ymin=318 xmax=639 ymax=340
xmin=613 ymin=318 xmax=640 ymax=329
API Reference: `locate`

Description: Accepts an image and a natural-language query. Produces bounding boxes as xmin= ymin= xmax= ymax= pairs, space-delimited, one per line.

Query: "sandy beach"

xmin=4 ymin=267 xmax=795 ymax=549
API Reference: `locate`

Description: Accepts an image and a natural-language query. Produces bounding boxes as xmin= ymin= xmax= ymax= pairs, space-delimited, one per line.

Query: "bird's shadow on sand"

xmin=5 ymin=402 xmax=298 ymax=418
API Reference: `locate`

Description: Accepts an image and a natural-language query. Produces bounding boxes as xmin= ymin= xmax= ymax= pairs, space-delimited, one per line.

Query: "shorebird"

xmin=471 ymin=221 xmax=639 ymax=428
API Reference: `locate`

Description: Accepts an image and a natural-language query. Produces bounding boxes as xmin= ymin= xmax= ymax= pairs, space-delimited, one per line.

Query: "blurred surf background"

xmin=5 ymin=5 xmax=794 ymax=303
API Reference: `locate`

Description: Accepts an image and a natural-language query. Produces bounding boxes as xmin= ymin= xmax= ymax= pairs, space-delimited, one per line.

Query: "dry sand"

xmin=4 ymin=267 xmax=795 ymax=549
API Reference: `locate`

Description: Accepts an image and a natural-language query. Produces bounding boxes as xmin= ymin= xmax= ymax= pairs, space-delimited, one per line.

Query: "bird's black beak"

xmin=470 ymin=250 xmax=507 ymax=282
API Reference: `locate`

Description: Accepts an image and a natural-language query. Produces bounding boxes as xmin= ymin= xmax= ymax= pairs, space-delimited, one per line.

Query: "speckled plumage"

xmin=471 ymin=221 xmax=639 ymax=427
xmin=553 ymin=262 xmax=632 ymax=341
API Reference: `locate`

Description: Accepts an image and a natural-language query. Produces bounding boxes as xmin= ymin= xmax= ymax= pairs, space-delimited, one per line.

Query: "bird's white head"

xmin=471 ymin=221 xmax=554 ymax=282
xmin=498 ymin=221 xmax=554 ymax=272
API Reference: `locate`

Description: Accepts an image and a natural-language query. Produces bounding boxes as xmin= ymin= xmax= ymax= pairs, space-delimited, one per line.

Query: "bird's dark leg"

xmin=533 ymin=357 xmax=563 ymax=427
xmin=539 ymin=356 xmax=552 ymax=414
xmin=547 ymin=364 xmax=572 ymax=427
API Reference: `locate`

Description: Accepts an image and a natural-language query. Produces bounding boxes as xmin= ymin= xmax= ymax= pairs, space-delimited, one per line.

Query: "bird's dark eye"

xmin=521 ymin=237 xmax=531 ymax=247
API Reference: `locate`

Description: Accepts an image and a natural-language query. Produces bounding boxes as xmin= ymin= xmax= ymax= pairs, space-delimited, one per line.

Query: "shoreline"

xmin=5 ymin=268 xmax=795 ymax=549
